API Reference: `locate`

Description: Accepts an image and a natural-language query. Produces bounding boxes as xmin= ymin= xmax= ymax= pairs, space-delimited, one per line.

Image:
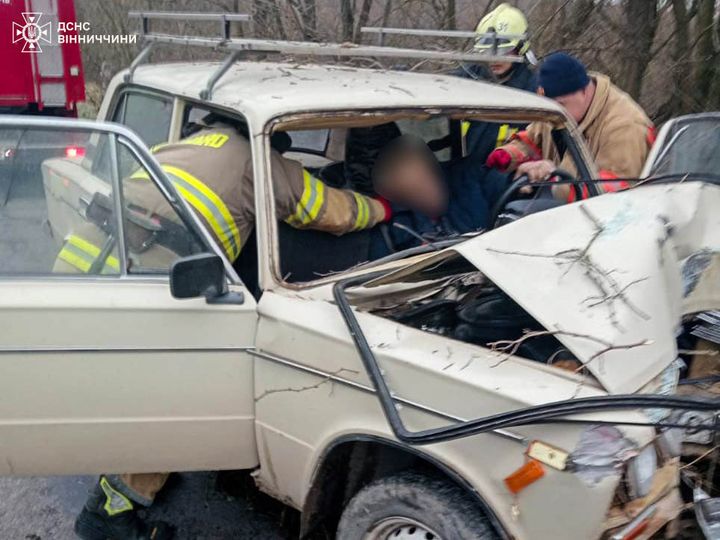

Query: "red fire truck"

xmin=1 ymin=0 xmax=85 ymax=117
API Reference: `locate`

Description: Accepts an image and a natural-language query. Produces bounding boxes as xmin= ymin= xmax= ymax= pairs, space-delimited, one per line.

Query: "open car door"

xmin=0 ymin=117 xmax=258 ymax=476
xmin=642 ymin=112 xmax=720 ymax=181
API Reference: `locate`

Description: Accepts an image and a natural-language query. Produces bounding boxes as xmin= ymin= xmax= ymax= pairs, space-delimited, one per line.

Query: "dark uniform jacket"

xmin=455 ymin=63 xmax=537 ymax=161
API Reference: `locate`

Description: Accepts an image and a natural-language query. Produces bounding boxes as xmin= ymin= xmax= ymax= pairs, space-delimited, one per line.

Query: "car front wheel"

xmin=336 ymin=472 xmax=497 ymax=540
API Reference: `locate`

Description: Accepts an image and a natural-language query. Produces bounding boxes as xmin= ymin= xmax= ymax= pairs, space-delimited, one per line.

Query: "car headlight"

xmin=626 ymin=445 xmax=657 ymax=498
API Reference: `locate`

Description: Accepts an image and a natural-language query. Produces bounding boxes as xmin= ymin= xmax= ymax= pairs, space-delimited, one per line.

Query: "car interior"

xmin=178 ymin=106 xmax=469 ymax=295
xmin=261 ymin=114 xmax=581 ymax=291
xmin=245 ymin=116 xmax=462 ymax=294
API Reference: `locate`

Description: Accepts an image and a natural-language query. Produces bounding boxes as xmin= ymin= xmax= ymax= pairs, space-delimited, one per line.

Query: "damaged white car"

xmin=0 ymin=17 xmax=718 ymax=540
xmin=641 ymin=112 xmax=720 ymax=538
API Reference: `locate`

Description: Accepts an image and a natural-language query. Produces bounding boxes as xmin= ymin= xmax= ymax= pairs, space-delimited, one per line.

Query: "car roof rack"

xmin=126 ymin=11 xmax=524 ymax=100
xmin=361 ymin=26 xmax=526 ymax=53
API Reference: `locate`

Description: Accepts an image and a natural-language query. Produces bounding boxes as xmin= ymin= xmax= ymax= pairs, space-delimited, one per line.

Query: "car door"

xmin=0 ymin=116 xmax=258 ymax=476
xmin=641 ymin=112 xmax=720 ymax=179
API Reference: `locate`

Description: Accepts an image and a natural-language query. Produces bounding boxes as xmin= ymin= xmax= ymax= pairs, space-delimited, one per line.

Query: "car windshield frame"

xmin=263 ymin=106 xmax=594 ymax=291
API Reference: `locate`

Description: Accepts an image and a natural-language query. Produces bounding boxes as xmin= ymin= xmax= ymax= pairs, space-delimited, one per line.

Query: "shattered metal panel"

xmin=455 ymin=182 xmax=720 ymax=394
xmin=374 ymin=183 xmax=720 ymax=394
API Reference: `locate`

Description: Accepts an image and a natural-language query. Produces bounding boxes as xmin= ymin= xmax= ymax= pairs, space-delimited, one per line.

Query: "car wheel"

xmin=336 ymin=472 xmax=497 ymax=540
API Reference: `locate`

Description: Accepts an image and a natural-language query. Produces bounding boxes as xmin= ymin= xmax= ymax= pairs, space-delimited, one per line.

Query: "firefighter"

xmin=68 ymin=116 xmax=391 ymax=540
xmin=486 ymin=52 xmax=656 ymax=201
xmin=55 ymin=116 xmax=391 ymax=276
xmin=454 ymin=3 xmax=537 ymax=161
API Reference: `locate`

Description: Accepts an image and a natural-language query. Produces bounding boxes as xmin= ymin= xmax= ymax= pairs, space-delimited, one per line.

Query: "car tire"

xmin=336 ymin=472 xmax=497 ymax=540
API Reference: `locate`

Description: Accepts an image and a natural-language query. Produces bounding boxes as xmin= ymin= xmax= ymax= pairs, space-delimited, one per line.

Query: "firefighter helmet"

xmin=474 ymin=3 xmax=530 ymax=55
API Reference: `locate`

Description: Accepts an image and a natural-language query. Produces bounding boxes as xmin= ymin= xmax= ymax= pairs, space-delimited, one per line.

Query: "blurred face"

xmin=377 ymin=153 xmax=448 ymax=218
xmin=551 ymin=83 xmax=594 ymax=123
xmin=483 ymin=46 xmax=518 ymax=78
xmin=489 ymin=61 xmax=514 ymax=77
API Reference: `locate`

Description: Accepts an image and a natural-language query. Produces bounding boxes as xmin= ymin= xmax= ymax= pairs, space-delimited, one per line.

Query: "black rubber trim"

xmin=332 ymin=272 xmax=720 ymax=445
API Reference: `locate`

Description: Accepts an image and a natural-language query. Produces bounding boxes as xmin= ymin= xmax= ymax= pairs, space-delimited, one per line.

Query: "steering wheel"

xmin=488 ymin=169 xmax=585 ymax=230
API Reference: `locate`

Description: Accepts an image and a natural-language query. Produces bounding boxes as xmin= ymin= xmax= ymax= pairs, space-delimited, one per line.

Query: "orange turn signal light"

xmin=504 ymin=460 xmax=545 ymax=494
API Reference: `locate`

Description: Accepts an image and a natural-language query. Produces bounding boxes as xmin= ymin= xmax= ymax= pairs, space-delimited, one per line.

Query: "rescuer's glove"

xmin=486 ymin=148 xmax=512 ymax=171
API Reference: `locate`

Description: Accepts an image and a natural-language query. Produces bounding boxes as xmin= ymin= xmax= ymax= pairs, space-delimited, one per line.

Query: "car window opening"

xmin=267 ymin=110 xmax=587 ymax=285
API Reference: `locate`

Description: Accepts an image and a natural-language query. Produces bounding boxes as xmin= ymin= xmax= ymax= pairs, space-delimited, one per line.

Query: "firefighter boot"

xmin=74 ymin=476 xmax=173 ymax=540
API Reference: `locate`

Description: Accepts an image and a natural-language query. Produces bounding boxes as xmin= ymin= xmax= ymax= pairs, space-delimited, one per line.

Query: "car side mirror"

xmin=170 ymin=253 xmax=227 ymax=299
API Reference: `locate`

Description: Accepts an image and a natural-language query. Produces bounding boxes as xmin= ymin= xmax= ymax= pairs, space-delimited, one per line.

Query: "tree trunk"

xmin=657 ymin=0 xmax=693 ymax=122
xmin=694 ymin=0 xmax=719 ymax=109
xmin=253 ymin=0 xmax=287 ymax=40
xmin=444 ymin=0 xmax=456 ymax=30
xmin=378 ymin=0 xmax=393 ymax=45
xmin=340 ymin=0 xmax=355 ymax=42
xmin=560 ymin=0 xmax=595 ymax=46
xmin=620 ymin=0 xmax=659 ymax=101
xmin=353 ymin=0 xmax=374 ymax=42
xmin=305 ymin=0 xmax=317 ymax=39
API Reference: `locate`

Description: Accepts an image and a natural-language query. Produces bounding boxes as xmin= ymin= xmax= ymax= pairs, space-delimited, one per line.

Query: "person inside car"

xmin=429 ymin=4 xmax=537 ymax=162
xmin=369 ymin=134 xmax=509 ymax=259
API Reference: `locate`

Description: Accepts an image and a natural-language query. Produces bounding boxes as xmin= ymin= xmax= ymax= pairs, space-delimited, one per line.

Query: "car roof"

xmin=119 ymin=61 xmax=563 ymax=124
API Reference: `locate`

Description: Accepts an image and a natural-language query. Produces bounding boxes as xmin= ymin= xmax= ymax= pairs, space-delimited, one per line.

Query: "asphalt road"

xmin=0 ymin=472 xmax=290 ymax=540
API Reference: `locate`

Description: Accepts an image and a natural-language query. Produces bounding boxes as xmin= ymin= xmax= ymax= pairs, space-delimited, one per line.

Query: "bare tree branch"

xmin=487 ymin=329 xmax=651 ymax=369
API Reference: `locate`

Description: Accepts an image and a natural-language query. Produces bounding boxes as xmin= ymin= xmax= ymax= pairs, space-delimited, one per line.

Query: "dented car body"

xmin=324 ymin=181 xmax=719 ymax=538
xmin=0 ymin=54 xmax=718 ymax=540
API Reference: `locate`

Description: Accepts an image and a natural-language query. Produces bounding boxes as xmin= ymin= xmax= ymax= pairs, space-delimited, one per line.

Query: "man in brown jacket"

xmin=486 ymin=52 xmax=655 ymax=201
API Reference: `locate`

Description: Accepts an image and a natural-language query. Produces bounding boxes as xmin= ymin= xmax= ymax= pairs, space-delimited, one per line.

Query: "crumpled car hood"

xmin=372 ymin=182 xmax=720 ymax=394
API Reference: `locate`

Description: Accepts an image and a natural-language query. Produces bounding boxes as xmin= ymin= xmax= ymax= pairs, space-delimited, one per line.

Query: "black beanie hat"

xmin=538 ymin=52 xmax=590 ymax=98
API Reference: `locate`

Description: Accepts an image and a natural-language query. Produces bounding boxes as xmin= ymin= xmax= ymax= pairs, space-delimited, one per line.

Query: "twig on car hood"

xmin=487 ymin=204 xmax=650 ymax=330
xmin=487 ymin=328 xmax=651 ymax=370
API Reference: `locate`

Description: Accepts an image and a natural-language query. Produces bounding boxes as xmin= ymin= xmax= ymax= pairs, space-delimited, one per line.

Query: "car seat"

xmin=343 ymin=122 xmax=401 ymax=194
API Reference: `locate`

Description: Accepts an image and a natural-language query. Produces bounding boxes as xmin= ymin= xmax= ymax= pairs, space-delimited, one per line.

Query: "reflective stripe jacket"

xmin=55 ymin=230 xmax=120 ymax=274
xmin=496 ymin=73 xmax=654 ymax=185
xmin=127 ymin=123 xmax=387 ymax=262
